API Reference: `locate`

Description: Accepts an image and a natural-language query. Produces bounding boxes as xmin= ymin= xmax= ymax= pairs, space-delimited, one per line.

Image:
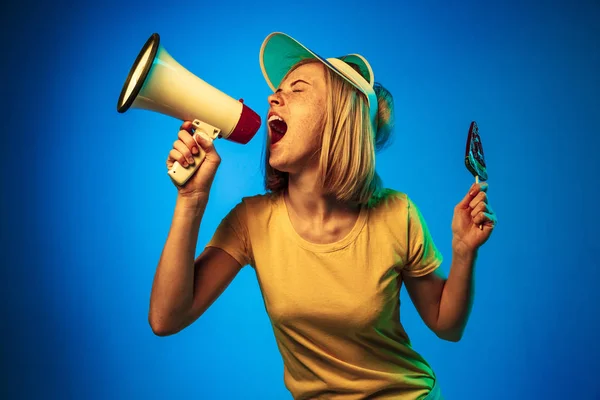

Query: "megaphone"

xmin=117 ymin=33 xmax=262 ymax=186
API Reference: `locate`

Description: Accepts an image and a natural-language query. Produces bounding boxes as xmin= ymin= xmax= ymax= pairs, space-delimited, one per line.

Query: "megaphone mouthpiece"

xmin=228 ymin=103 xmax=261 ymax=144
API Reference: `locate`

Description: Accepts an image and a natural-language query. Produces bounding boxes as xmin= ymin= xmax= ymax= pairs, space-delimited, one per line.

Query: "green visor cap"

xmin=259 ymin=32 xmax=378 ymax=129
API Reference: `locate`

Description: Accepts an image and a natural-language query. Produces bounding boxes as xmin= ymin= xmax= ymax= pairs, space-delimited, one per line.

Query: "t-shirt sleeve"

xmin=204 ymin=200 xmax=253 ymax=268
xmin=402 ymin=196 xmax=443 ymax=277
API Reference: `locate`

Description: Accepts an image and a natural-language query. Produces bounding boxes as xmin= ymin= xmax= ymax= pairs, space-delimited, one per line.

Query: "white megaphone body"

xmin=117 ymin=33 xmax=262 ymax=186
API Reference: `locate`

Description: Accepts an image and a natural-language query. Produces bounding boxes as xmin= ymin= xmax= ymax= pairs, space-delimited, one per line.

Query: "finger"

xmin=473 ymin=211 xmax=496 ymax=227
xmin=180 ymin=120 xmax=194 ymax=132
xmin=173 ymin=140 xmax=195 ymax=166
xmin=458 ymin=181 xmax=489 ymax=209
xmin=167 ymin=149 xmax=188 ymax=168
xmin=469 ymin=191 xmax=488 ymax=209
xmin=178 ymin=129 xmax=200 ymax=156
xmin=457 ymin=183 xmax=481 ymax=209
xmin=470 ymin=201 xmax=488 ymax=218
xmin=194 ymin=130 xmax=220 ymax=162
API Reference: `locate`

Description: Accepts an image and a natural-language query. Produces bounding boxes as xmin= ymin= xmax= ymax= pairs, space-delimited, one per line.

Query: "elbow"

xmin=150 ymin=323 xmax=174 ymax=337
xmin=438 ymin=332 xmax=463 ymax=342
xmin=434 ymin=324 xmax=464 ymax=342
xmin=148 ymin=313 xmax=179 ymax=337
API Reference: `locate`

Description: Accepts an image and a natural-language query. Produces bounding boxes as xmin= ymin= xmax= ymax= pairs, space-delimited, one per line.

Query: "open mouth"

xmin=268 ymin=114 xmax=288 ymax=145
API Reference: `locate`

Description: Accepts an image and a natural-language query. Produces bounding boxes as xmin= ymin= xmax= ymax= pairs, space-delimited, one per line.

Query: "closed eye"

xmin=275 ymin=88 xmax=303 ymax=94
xmin=292 ymin=83 xmax=308 ymax=93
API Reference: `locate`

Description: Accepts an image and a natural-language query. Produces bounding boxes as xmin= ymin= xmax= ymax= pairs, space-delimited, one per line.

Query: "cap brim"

xmin=259 ymin=32 xmax=374 ymax=94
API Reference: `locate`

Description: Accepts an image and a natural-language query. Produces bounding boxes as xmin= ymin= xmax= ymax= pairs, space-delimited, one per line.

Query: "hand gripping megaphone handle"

xmin=168 ymin=119 xmax=221 ymax=186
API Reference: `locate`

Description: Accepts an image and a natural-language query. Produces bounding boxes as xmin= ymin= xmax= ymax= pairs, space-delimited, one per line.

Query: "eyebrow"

xmin=290 ymin=79 xmax=311 ymax=86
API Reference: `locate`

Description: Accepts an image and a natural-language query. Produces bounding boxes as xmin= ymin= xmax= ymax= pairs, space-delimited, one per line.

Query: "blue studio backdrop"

xmin=2 ymin=0 xmax=599 ymax=399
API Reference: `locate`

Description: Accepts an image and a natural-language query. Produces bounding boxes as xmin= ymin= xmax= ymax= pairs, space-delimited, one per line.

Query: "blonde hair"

xmin=263 ymin=59 xmax=394 ymax=206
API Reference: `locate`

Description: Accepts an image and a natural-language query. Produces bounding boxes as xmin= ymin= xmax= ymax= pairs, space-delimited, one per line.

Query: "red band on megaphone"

xmin=228 ymin=104 xmax=262 ymax=144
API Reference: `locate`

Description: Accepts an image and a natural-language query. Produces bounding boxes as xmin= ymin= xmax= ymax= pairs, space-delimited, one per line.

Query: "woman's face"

xmin=267 ymin=62 xmax=328 ymax=174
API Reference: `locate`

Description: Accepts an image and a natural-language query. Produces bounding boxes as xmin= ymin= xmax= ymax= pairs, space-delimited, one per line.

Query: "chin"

xmin=268 ymin=156 xmax=289 ymax=173
xmin=269 ymin=150 xmax=299 ymax=174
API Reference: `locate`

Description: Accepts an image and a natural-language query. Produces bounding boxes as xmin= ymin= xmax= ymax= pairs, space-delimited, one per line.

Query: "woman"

xmin=149 ymin=32 xmax=497 ymax=400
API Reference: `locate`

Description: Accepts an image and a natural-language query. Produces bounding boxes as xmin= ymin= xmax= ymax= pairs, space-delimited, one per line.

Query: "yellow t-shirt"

xmin=205 ymin=189 xmax=443 ymax=399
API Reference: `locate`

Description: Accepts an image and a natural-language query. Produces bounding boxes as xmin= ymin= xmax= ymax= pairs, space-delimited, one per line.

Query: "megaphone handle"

xmin=167 ymin=119 xmax=219 ymax=186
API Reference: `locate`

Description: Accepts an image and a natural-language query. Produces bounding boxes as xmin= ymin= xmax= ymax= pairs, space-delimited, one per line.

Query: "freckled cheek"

xmin=295 ymin=113 xmax=324 ymax=136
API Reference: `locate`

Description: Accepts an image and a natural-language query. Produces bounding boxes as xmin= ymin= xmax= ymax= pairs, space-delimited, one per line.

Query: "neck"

xmin=285 ymin=169 xmax=359 ymax=223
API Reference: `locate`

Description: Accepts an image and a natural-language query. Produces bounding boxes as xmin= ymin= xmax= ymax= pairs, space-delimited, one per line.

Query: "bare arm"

xmin=148 ymin=195 xmax=243 ymax=336
xmin=404 ymin=182 xmax=496 ymax=342
xmin=149 ymin=120 xmax=245 ymax=336
xmin=403 ymin=249 xmax=476 ymax=342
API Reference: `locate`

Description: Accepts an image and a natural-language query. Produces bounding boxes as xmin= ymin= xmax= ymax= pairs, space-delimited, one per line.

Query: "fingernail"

xmin=188 ymin=157 xmax=195 ymax=164
xmin=192 ymin=146 xmax=199 ymax=155
xmin=182 ymin=161 xmax=188 ymax=167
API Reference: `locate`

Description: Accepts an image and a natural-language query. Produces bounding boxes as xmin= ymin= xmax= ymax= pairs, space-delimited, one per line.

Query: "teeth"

xmin=268 ymin=114 xmax=284 ymax=122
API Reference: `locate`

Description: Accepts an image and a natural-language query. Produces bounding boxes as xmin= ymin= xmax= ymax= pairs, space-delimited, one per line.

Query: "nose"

xmin=268 ymin=91 xmax=283 ymax=106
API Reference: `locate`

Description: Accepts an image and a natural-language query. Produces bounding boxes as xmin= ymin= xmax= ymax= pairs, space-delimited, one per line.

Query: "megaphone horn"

xmin=117 ymin=33 xmax=262 ymax=186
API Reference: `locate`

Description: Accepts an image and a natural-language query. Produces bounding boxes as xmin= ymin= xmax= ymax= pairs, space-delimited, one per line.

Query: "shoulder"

xmin=367 ymin=188 xmax=429 ymax=225
xmin=228 ymin=191 xmax=281 ymax=221
xmin=239 ymin=191 xmax=280 ymax=209
xmin=367 ymin=188 xmax=410 ymax=211
xmin=364 ymin=188 xmax=411 ymax=231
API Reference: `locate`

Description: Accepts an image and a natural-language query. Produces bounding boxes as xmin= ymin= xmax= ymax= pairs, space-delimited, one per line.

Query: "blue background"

xmin=2 ymin=0 xmax=599 ymax=399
